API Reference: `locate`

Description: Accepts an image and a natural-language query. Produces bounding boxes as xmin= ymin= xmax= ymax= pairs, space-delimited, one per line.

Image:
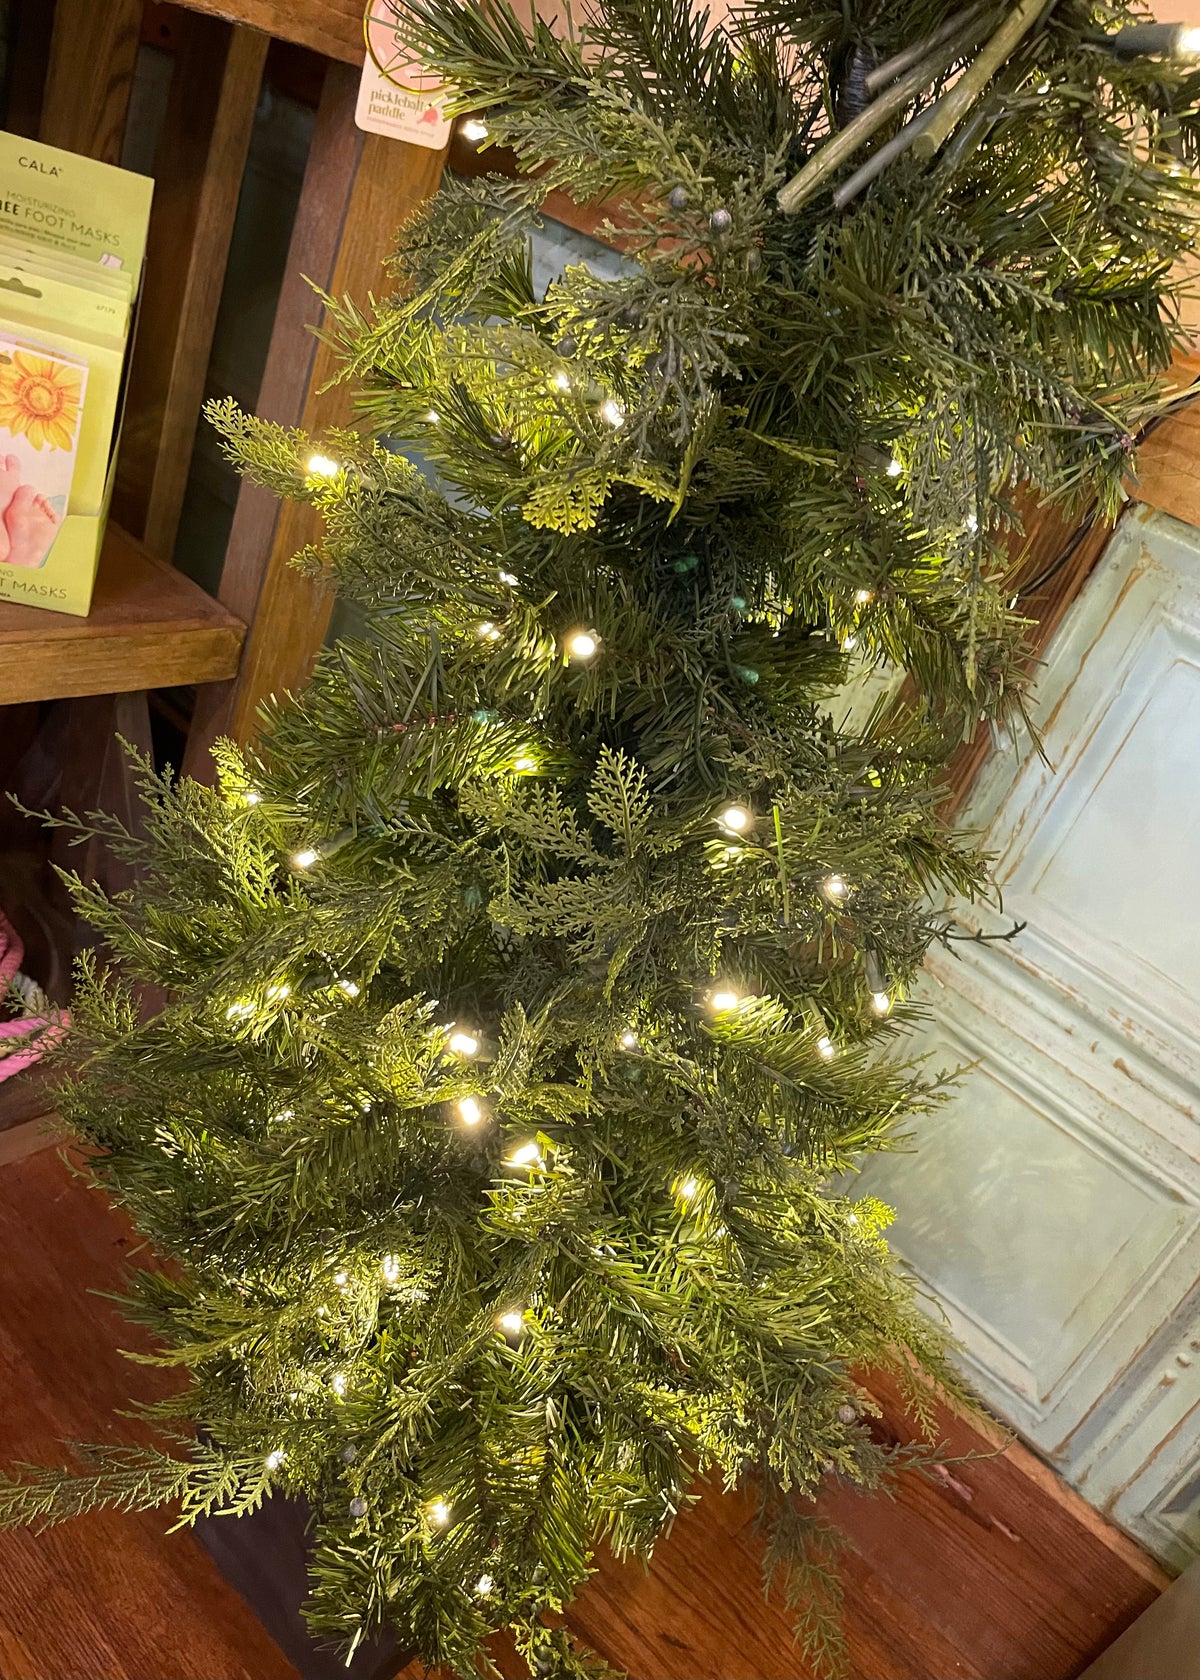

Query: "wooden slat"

xmin=1128 ymin=351 xmax=1200 ymax=529
xmin=184 ymin=68 xmax=449 ymax=777
xmin=161 ymin=0 xmax=363 ymax=62
xmin=0 ymin=524 xmax=244 ymax=705
xmin=114 ymin=14 xmax=269 ymax=557
xmin=39 ymin=0 xmax=143 ymax=165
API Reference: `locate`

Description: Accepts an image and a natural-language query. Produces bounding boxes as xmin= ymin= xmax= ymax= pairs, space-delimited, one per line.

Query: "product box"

xmin=0 ymin=131 xmax=152 ymax=616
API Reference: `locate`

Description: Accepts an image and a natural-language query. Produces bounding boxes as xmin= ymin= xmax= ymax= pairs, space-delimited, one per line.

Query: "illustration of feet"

xmin=2 ymin=482 xmax=59 ymax=568
xmin=0 ymin=454 xmax=21 ymax=562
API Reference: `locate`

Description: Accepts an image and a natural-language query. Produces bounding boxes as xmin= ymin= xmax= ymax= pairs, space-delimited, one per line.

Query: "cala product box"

xmin=0 ymin=131 xmax=152 ymax=616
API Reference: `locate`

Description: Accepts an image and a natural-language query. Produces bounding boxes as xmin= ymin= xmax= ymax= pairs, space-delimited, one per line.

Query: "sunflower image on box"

xmin=0 ymin=342 xmax=84 ymax=568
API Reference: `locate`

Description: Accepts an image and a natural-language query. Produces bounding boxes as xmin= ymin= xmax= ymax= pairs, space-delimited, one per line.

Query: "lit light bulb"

xmin=553 ymin=371 xmax=571 ymax=391
xmin=334 ymin=1270 xmax=348 ymax=1288
xmin=620 ymin=1029 xmax=639 ymax=1050
xmin=265 ymin=1449 xmax=285 ymax=1469
xmin=499 ymin=1309 xmax=525 ymax=1334
xmin=428 ymin=1499 xmax=451 ymax=1526
xmin=244 ymin=789 xmax=262 ymax=805
xmin=719 ymin=804 xmax=752 ymax=833
xmin=266 ymin=983 xmax=290 ymax=1001
xmin=821 ymin=874 xmax=848 ymax=902
xmin=1181 ymin=25 xmax=1200 ymax=54
xmin=871 ymin=991 xmax=892 ymax=1016
xmin=448 ymin=1030 xmax=480 ymax=1057
xmin=854 ymin=589 xmax=873 ymax=605
xmin=339 ymin=980 xmax=360 ymax=997
xmin=477 ymin=621 xmax=501 ymax=641
xmin=293 ymin=846 xmax=319 ymax=870
xmin=817 ymin=1035 xmax=835 ymax=1060
xmin=226 ymin=999 xmax=254 ymax=1020
xmin=331 ymin=1373 xmax=347 ymax=1396
xmin=381 ymin=1255 xmax=400 ymax=1282
xmin=461 ymin=117 xmax=489 ymax=141
xmin=457 ymin=1096 xmax=483 ymax=1126
xmin=508 ymin=1141 xmax=542 ymax=1168
xmin=846 ymin=1212 xmax=859 ymax=1226
xmin=475 ymin=1574 xmax=494 ymax=1596
xmin=567 ymin=630 xmax=598 ymax=661
xmin=499 ymin=570 xmax=518 ymax=585
xmin=272 ymin=1108 xmax=294 ymax=1123
xmin=709 ymin=988 xmax=741 ymax=1012
xmin=678 ymin=1176 xmax=699 ymax=1200
xmin=426 ymin=410 xmax=440 ymax=425
xmin=600 ymin=398 xmax=625 ymax=427
xmin=842 ymin=636 xmax=858 ymax=652
xmin=514 ymin=755 xmax=536 ymax=772
xmin=966 ymin=512 xmax=979 ymax=534
xmin=886 ymin=457 xmax=903 ymax=478
xmin=306 ymin=453 xmax=338 ymax=478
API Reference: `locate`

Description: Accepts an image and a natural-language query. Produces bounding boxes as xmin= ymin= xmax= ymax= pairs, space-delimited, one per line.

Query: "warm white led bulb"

xmin=293 ymin=846 xmax=319 ymax=870
xmin=719 ymin=804 xmax=752 ymax=833
xmin=448 ymin=1031 xmax=479 ymax=1057
xmin=567 ymin=630 xmax=598 ymax=660
xmin=499 ymin=570 xmax=519 ymax=585
xmin=461 ymin=118 xmax=489 ymax=141
xmin=709 ymin=988 xmax=740 ymax=1012
xmin=339 ymin=979 xmax=360 ymax=997
xmin=428 ymin=1499 xmax=451 ymax=1526
xmin=966 ymin=512 xmax=979 ymax=534
xmin=871 ymin=990 xmax=892 ymax=1016
xmin=499 ymin=1309 xmax=525 ymax=1334
xmin=334 ymin=1270 xmax=348 ymax=1288
xmin=854 ymin=589 xmax=873 ymax=605
xmin=266 ymin=983 xmax=290 ymax=1001
xmin=600 ymin=398 xmax=625 ymax=427
xmin=553 ymin=371 xmax=571 ymax=391
xmin=842 ymin=635 xmax=858 ymax=652
xmin=244 ymin=789 xmax=262 ymax=805
xmin=426 ymin=410 xmax=440 ymax=425
xmin=226 ymin=999 xmax=254 ymax=1020
xmin=477 ymin=621 xmax=501 ymax=641
xmin=886 ymin=457 xmax=903 ymax=478
xmin=457 ymin=1096 xmax=483 ymax=1126
xmin=331 ymin=1372 xmax=347 ymax=1396
xmin=514 ymin=755 xmax=536 ymax=772
xmin=381 ymin=1255 xmax=400 ymax=1282
xmin=265 ymin=1449 xmax=286 ymax=1469
xmin=306 ymin=453 xmax=338 ymax=478
xmin=817 ymin=1034 xmax=835 ymax=1060
xmin=821 ymin=874 xmax=848 ymax=902
xmin=475 ymin=1573 xmax=494 ymax=1596
xmin=1181 ymin=25 xmax=1200 ymax=54
xmin=620 ymin=1029 xmax=639 ymax=1050
xmin=508 ymin=1142 xmax=542 ymax=1168
xmin=678 ymin=1176 xmax=698 ymax=1200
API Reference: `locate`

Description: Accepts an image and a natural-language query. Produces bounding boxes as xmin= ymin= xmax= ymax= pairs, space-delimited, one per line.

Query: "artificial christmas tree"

xmin=3 ymin=1 xmax=1199 ymax=1674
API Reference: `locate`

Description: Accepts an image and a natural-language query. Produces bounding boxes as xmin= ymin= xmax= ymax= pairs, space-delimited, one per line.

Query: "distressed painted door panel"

xmin=858 ymin=506 xmax=1200 ymax=1563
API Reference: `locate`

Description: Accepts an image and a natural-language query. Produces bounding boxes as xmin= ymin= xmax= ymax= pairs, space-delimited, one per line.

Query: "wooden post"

xmin=113 ymin=14 xmax=269 ymax=557
xmin=184 ymin=63 xmax=449 ymax=778
xmin=39 ymin=0 xmax=143 ymax=164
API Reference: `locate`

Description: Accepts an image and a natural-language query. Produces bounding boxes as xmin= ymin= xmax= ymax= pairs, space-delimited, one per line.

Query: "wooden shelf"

xmin=0 ymin=523 xmax=245 ymax=705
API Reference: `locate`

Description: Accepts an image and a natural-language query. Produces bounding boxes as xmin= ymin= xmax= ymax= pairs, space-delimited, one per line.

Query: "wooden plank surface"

xmin=161 ymin=0 xmax=365 ymax=62
xmin=0 ymin=1152 xmax=1159 ymax=1680
xmin=0 ymin=524 xmax=244 ymax=704
xmin=114 ymin=13 xmax=269 ymax=558
xmin=39 ymin=0 xmax=143 ymax=164
xmin=185 ymin=68 xmax=449 ymax=777
xmin=0 ymin=1148 xmax=297 ymax=1680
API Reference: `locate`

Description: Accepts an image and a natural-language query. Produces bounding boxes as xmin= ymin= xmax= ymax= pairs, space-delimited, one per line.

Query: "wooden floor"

xmin=0 ymin=1140 xmax=1165 ymax=1680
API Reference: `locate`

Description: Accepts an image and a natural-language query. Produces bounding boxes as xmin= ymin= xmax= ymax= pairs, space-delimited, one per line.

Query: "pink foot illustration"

xmin=3 ymin=483 xmax=59 ymax=568
xmin=0 ymin=455 xmax=23 ymax=562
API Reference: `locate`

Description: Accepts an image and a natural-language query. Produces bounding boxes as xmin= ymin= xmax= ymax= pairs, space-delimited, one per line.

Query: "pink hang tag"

xmin=357 ymin=5 xmax=454 ymax=148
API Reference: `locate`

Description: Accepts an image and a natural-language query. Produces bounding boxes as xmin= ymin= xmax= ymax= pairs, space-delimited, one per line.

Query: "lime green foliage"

xmin=4 ymin=1 xmax=1197 ymax=1675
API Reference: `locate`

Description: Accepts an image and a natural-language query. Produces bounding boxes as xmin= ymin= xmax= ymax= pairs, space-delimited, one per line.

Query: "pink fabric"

xmin=0 ymin=905 xmax=68 ymax=1082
